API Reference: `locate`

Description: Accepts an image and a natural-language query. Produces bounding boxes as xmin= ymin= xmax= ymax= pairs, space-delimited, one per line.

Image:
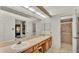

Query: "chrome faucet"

xmin=15 ymin=38 xmax=22 ymax=44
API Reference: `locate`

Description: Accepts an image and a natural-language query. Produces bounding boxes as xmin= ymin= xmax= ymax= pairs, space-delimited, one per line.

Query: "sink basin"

xmin=11 ymin=42 xmax=29 ymax=50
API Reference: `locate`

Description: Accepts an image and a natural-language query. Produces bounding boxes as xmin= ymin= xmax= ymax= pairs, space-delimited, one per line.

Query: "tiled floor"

xmin=48 ymin=43 xmax=72 ymax=53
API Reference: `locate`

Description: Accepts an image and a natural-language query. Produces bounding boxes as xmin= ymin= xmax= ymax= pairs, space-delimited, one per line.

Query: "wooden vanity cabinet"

xmin=22 ymin=37 xmax=52 ymax=53
xmin=44 ymin=37 xmax=52 ymax=52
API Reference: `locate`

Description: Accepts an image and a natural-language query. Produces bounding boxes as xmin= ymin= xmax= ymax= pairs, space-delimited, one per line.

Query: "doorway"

xmin=15 ymin=20 xmax=26 ymax=38
xmin=61 ymin=18 xmax=72 ymax=48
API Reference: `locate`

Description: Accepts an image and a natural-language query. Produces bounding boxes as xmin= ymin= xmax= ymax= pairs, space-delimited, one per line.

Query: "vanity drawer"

xmin=24 ymin=47 xmax=34 ymax=53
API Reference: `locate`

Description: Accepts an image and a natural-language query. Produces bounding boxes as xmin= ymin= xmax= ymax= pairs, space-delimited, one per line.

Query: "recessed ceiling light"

xmin=24 ymin=6 xmax=30 ymax=8
xmin=28 ymin=8 xmax=36 ymax=12
xmin=36 ymin=12 xmax=46 ymax=18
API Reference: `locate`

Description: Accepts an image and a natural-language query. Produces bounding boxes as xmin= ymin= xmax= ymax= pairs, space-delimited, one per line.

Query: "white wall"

xmin=0 ymin=15 xmax=4 ymax=41
xmin=0 ymin=13 xmax=15 ymax=41
xmin=44 ymin=23 xmax=51 ymax=31
xmin=50 ymin=15 xmax=61 ymax=48
xmin=43 ymin=18 xmax=51 ymax=32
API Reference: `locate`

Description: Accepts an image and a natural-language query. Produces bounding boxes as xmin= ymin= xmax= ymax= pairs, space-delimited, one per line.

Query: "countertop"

xmin=0 ymin=35 xmax=51 ymax=53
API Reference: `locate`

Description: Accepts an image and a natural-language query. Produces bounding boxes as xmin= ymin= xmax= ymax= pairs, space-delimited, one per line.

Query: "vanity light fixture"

xmin=24 ymin=6 xmax=46 ymax=18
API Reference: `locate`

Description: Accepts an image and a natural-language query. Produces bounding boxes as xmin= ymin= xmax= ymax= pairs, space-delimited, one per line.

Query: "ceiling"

xmin=43 ymin=6 xmax=76 ymax=17
xmin=1 ymin=6 xmax=79 ymax=20
xmin=0 ymin=6 xmax=47 ymax=21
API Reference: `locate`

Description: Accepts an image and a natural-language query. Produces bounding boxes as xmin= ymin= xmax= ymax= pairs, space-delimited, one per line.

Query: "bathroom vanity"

xmin=0 ymin=35 xmax=52 ymax=53
xmin=21 ymin=36 xmax=52 ymax=53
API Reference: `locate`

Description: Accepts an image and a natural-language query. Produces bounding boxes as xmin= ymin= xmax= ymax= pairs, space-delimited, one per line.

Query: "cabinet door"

xmin=34 ymin=44 xmax=39 ymax=50
xmin=45 ymin=40 xmax=49 ymax=50
xmin=48 ymin=38 xmax=52 ymax=48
